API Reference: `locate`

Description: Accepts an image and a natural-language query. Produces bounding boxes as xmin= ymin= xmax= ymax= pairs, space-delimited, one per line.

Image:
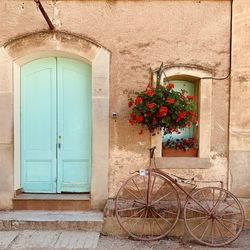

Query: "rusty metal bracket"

xmin=34 ymin=0 xmax=55 ymax=30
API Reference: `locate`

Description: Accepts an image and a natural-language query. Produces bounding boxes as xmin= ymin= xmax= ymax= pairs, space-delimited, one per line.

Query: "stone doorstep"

xmin=13 ymin=194 xmax=90 ymax=201
xmin=12 ymin=194 xmax=91 ymax=211
xmin=0 ymin=211 xmax=104 ymax=232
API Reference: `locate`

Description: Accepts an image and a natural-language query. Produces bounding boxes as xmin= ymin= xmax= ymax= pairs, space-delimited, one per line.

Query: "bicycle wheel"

xmin=115 ymin=171 xmax=181 ymax=241
xmin=184 ymin=186 xmax=244 ymax=247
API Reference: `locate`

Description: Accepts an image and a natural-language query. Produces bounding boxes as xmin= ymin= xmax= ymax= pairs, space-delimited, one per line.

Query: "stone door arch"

xmin=2 ymin=31 xmax=110 ymax=209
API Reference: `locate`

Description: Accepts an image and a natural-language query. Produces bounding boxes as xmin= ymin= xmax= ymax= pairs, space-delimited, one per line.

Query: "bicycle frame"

xmin=147 ymin=147 xmax=224 ymax=215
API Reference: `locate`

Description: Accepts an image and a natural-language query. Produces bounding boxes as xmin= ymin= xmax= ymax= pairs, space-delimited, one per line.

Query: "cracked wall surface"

xmin=0 ymin=0 xmax=233 ymax=208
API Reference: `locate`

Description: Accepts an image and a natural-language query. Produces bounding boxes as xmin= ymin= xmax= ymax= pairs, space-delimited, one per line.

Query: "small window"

xmin=162 ymin=79 xmax=199 ymax=157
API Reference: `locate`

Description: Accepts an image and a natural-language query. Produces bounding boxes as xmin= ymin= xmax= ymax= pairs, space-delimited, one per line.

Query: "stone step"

xmin=13 ymin=194 xmax=90 ymax=211
xmin=0 ymin=211 xmax=103 ymax=232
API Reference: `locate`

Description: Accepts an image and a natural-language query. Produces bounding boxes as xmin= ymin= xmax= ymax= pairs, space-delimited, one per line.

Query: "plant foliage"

xmin=128 ymin=83 xmax=197 ymax=134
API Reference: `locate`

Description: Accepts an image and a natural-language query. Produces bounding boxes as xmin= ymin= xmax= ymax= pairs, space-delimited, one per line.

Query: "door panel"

xmin=57 ymin=58 xmax=91 ymax=193
xmin=21 ymin=58 xmax=57 ymax=193
xmin=21 ymin=57 xmax=91 ymax=193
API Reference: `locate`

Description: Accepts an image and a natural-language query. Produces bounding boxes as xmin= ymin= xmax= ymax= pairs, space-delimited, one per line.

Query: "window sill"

xmin=155 ymin=157 xmax=211 ymax=169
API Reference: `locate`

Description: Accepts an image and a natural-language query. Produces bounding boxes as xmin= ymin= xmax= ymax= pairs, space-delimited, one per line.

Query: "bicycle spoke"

xmin=201 ymin=190 xmax=211 ymax=211
xmin=151 ymin=180 xmax=168 ymax=201
xmin=151 ymin=208 xmax=165 ymax=234
xmin=211 ymin=190 xmax=226 ymax=212
xmin=221 ymin=212 xmax=242 ymax=217
xmin=220 ymin=218 xmax=242 ymax=227
xmin=130 ymin=205 xmax=148 ymax=232
xmin=185 ymin=206 xmax=206 ymax=215
xmin=140 ymin=209 xmax=146 ymax=237
xmin=211 ymin=219 xmax=214 ymax=245
xmin=191 ymin=217 xmax=210 ymax=232
xmin=120 ymin=206 xmax=146 ymax=223
xmin=132 ymin=178 xmax=145 ymax=201
xmin=153 ymin=205 xmax=178 ymax=216
xmin=151 ymin=208 xmax=172 ymax=226
xmin=126 ymin=188 xmax=144 ymax=203
xmin=217 ymin=201 xmax=238 ymax=215
xmin=215 ymin=219 xmax=226 ymax=243
xmin=151 ymin=190 xmax=173 ymax=205
xmin=118 ymin=197 xmax=145 ymax=206
xmin=215 ymin=218 xmax=236 ymax=237
xmin=200 ymin=220 xmax=210 ymax=240
xmin=117 ymin=206 xmax=144 ymax=213
xmin=150 ymin=175 xmax=157 ymax=198
xmin=185 ymin=215 xmax=208 ymax=221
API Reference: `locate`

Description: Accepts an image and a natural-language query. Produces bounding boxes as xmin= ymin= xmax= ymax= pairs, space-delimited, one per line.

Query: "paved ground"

xmin=0 ymin=229 xmax=250 ymax=250
xmin=0 ymin=231 xmax=99 ymax=250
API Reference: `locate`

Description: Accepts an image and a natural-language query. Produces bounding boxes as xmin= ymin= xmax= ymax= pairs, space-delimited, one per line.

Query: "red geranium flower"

xmin=135 ymin=115 xmax=144 ymax=123
xmin=128 ymin=100 xmax=133 ymax=108
xmin=187 ymin=95 xmax=194 ymax=100
xmin=178 ymin=111 xmax=186 ymax=118
xmin=157 ymin=106 xmax=168 ymax=117
xmin=146 ymin=102 xmax=156 ymax=109
xmin=134 ymin=96 xmax=143 ymax=105
xmin=167 ymin=83 xmax=175 ymax=89
xmin=130 ymin=113 xmax=136 ymax=119
xmin=166 ymin=98 xmax=174 ymax=103
xmin=145 ymin=88 xmax=154 ymax=97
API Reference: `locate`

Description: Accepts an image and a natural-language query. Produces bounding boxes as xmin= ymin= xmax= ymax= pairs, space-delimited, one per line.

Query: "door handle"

xmin=58 ymin=143 xmax=61 ymax=149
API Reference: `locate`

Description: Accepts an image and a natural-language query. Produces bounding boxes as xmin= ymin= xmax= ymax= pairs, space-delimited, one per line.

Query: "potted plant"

xmin=162 ymin=137 xmax=198 ymax=157
xmin=128 ymin=82 xmax=197 ymax=135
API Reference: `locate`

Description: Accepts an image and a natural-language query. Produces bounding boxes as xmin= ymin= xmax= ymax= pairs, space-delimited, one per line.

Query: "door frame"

xmin=13 ymin=46 xmax=109 ymax=208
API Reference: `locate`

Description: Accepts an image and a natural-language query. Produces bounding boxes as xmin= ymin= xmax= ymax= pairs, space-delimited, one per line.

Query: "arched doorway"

xmin=1 ymin=31 xmax=110 ymax=208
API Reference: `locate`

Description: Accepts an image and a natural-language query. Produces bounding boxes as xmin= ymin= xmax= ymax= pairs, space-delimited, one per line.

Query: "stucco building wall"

xmin=0 ymin=0 xmax=231 ymax=209
xmin=230 ymin=0 xmax=250 ymax=198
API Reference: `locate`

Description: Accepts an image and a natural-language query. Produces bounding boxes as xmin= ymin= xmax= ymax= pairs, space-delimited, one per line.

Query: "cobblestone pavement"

xmin=1 ymin=230 xmax=250 ymax=250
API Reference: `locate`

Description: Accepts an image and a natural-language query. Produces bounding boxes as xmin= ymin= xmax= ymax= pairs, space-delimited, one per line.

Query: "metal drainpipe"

xmin=227 ymin=0 xmax=233 ymax=191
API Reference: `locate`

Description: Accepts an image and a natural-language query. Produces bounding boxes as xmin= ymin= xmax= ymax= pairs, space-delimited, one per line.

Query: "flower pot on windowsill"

xmin=162 ymin=148 xmax=198 ymax=157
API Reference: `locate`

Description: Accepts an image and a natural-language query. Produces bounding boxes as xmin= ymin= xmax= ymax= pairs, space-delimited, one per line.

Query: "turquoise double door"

xmin=21 ymin=57 xmax=91 ymax=193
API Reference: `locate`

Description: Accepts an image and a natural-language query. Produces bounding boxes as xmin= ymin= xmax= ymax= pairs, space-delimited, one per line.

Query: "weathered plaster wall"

xmin=230 ymin=0 xmax=250 ymax=198
xmin=0 ymin=0 xmax=231 ymax=207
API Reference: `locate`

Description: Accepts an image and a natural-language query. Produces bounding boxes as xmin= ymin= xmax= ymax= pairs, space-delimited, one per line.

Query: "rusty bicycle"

xmin=115 ymin=147 xmax=245 ymax=247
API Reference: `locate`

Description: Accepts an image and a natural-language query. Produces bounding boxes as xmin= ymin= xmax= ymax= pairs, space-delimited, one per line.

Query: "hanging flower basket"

xmin=128 ymin=83 xmax=197 ymax=135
